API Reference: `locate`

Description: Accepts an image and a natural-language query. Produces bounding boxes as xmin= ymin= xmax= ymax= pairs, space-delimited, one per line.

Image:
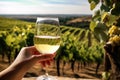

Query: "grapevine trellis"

xmin=0 ymin=17 xmax=104 ymax=77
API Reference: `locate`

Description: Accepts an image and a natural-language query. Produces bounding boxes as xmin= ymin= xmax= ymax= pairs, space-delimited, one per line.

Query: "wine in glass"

xmin=34 ymin=17 xmax=60 ymax=80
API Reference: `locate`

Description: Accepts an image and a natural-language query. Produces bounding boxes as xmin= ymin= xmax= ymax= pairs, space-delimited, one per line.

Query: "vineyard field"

xmin=0 ymin=16 xmax=104 ymax=79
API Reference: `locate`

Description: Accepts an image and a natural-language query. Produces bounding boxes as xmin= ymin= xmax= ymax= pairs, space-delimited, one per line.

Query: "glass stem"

xmin=45 ymin=66 xmax=49 ymax=76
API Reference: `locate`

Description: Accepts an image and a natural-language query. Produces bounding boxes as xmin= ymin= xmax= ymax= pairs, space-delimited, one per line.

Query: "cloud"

xmin=46 ymin=4 xmax=92 ymax=14
xmin=0 ymin=0 xmax=92 ymax=14
xmin=39 ymin=0 xmax=88 ymax=5
xmin=0 ymin=1 xmax=46 ymax=14
xmin=37 ymin=0 xmax=92 ymax=14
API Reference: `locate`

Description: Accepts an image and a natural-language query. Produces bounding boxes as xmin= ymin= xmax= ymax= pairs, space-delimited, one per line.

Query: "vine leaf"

xmin=90 ymin=22 xmax=109 ymax=43
xmin=88 ymin=0 xmax=100 ymax=10
xmin=100 ymin=3 xmax=110 ymax=12
xmin=90 ymin=1 xmax=96 ymax=10
xmin=111 ymin=3 xmax=120 ymax=16
xmin=101 ymin=12 xmax=118 ymax=27
xmin=104 ymin=0 xmax=111 ymax=7
xmin=92 ymin=10 xmax=101 ymax=21
xmin=5 ymin=34 xmax=15 ymax=46
xmin=90 ymin=21 xmax=97 ymax=31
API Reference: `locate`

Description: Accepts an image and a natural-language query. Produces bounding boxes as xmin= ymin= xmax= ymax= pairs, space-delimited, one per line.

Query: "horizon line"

xmin=0 ymin=13 xmax=92 ymax=15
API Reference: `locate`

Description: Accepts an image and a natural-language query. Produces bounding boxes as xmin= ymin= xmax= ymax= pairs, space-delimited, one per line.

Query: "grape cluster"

xmin=108 ymin=25 xmax=120 ymax=37
xmin=108 ymin=25 xmax=120 ymax=46
xmin=109 ymin=35 xmax=120 ymax=46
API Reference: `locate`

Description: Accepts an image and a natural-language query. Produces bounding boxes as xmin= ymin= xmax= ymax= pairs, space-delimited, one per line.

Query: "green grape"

xmin=108 ymin=25 xmax=120 ymax=37
xmin=109 ymin=35 xmax=120 ymax=46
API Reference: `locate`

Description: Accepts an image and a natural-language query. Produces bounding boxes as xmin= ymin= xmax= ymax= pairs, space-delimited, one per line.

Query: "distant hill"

xmin=0 ymin=14 xmax=91 ymax=18
xmin=0 ymin=14 xmax=92 ymax=30
xmin=66 ymin=16 xmax=92 ymax=28
xmin=0 ymin=14 xmax=91 ymax=22
xmin=67 ymin=16 xmax=91 ymax=23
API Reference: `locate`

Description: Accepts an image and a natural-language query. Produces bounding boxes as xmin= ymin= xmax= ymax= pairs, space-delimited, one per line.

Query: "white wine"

xmin=34 ymin=35 xmax=60 ymax=54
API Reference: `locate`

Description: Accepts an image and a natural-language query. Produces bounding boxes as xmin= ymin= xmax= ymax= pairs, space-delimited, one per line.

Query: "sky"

xmin=0 ymin=0 xmax=94 ymax=15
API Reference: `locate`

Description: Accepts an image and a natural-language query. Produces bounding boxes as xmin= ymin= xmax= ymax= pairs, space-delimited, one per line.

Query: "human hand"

xmin=0 ymin=46 xmax=56 ymax=80
xmin=10 ymin=46 xmax=55 ymax=71
xmin=30 ymin=46 xmax=56 ymax=67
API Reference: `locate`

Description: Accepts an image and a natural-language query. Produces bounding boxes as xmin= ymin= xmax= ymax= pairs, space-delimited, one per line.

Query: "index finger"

xmin=27 ymin=46 xmax=41 ymax=55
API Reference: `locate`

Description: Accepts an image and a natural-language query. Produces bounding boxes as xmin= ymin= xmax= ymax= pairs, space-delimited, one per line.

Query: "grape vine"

xmin=88 ymin=0 xmax=120 ymax=79
xmin=0 ymin=17 xmax=104 ymax=76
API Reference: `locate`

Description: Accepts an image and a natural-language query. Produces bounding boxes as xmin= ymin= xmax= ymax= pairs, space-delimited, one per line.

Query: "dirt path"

xmin=22 ymin=77 xmax=100 ymax=80
xmin=24 ymin=62 xmax=103 ymax=79
xmin=0 ymin=59 xmax=104 ymax=80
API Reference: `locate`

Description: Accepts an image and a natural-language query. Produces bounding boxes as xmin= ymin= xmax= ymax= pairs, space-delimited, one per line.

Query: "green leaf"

xmin=88 ymin=0 xmax=100 ymax=10
xmin=106 ymin=15 xmax=118 ymax=26
xmin=111 ymin=3 xmax=120 ymax=16
xmin=88 ymin=0 xmax=99 ymax=4
xmin=94 ymin=27 xmax=108 ymax=43
xmin=104 ymin=0 xmax=111 ymax=7
xmin=69 ymin=53 xmax=73 ymax=60
xmin=101 ymin=12 xmax=118 ymax=26
xmin=92 ymin=22 xmax=109 ymax=43
xmin=100 ymin=3 xmax=110 ymax=12
xmin=101 ymin=12 xmax=108 ymax=22
xmin=93 ymin=10 xmax=100 ymax=17
xmin=5 ymin=35 xmax=15 ymax=46
xmin=92 ymin=10 xmax=101 ymax=22
xmin=90 ymin=21 xmax=97 ymax=31
xmin=88 ymin=0 xmax=92 ymax=3
xmin=96 ymin=22 xmax=108 ymax=30
xmin=100 ymin=31 xmax=108 ymax=43
xmin=90 ymin=1 xmax=96 ymax=10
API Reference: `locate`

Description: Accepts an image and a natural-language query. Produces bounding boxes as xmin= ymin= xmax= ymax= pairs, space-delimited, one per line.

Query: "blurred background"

xmin=0 ymin=0 xmax=104 ymax=79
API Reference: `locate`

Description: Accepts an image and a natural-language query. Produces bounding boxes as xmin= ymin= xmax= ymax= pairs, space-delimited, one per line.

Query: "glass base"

xmin=36 ymin=75 xmax=57 ymax=80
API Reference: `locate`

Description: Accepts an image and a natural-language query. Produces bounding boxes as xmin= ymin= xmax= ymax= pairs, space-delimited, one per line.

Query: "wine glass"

xmin=34 ymin=17 xmax=61 ymax=80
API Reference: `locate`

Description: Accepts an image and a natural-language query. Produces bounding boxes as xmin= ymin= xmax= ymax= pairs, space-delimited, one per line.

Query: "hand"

xmin=0 ymin=46 xmax=55 ymax=80
xmin=31 ymin=46 xmax=55 ymax=67
xmin=11 ymin=46 xmax=55 ymax=69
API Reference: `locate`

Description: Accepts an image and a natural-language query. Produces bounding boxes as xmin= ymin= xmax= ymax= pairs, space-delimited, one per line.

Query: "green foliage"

xmin=56 ymin=29 xmax=104 ymax=64
xmin=101 ymin=12 xmax=117 ymax=26
xmin=111 ymin=2 xmax=120 ymax=16
xmin=0 ymin=36 xmax=7 ymax=53
xmin=0 ymin=17 xmax=104 ymax=66
xmin=88 ymin=1 xmax=120 ymax=78
xmin=0 ymin=17 xmax=34 ymax=62
xmin=88 ymin=0 xmax=120 ymax=43
xmin=90 ymin=21 xmax=97 ymax=31
xmin=26 ymin=32 xmax=34 ymax=46
xmin=100 ymin=3 xmax=110 ymax=12
xmin=0 ymin=17 xmax=35 ymax=31
xmin=88 ymin=0 xmax=100 ymax=10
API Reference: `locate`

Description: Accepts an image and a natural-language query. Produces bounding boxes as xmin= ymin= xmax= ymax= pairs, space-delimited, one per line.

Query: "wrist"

xmin=0 ymin=63 xmax=25 ymax=80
